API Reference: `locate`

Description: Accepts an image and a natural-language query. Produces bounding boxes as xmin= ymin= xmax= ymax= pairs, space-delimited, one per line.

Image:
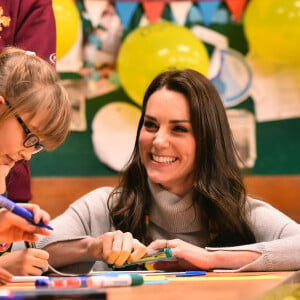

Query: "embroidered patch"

xmin=0 ymin=6 xmax=11 ymax=34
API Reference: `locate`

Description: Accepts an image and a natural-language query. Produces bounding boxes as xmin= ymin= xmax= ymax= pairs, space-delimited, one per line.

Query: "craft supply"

xmin=110 ymin=248 xmax=173 ymax=268
xmin=35 ymin=274 xmax=143 ymax=289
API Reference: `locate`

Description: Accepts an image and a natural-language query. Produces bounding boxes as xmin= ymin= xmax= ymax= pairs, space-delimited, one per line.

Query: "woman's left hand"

xmin=147 ymin=239 xmax=213 ymax=271
xmin=148 ymin=238 xmax=261 ymax=271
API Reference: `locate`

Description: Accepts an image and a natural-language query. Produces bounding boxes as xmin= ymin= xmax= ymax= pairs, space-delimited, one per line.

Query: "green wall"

xmin=31 ymin=5 xmax=300 ymax=177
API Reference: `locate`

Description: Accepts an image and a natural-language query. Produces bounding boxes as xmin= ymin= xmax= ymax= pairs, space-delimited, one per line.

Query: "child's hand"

xmin=0 ymin=205 xmax=51 ymax=244
xmin=0 ymin=266 xmax=12 ymax=285
xmin=0 ymin=249 xmax=49 ymax=276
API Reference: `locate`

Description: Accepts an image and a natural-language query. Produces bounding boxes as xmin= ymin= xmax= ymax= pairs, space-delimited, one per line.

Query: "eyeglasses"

xmin=4 ymin=99 xmax=44 ymax=154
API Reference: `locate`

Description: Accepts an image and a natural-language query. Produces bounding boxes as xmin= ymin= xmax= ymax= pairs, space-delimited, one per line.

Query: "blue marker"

xmin=0 ymin=195 xmax=53 ymax=230
xmin=175 ymin=271 xmax=206 ymax=277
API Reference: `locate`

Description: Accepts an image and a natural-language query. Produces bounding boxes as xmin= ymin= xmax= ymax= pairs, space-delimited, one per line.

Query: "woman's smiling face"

xmin=139 ymin=87 xmax=196 ymax=197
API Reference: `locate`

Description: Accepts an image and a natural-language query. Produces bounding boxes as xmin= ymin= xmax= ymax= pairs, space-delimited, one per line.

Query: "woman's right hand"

xmin=88 ymin=230 xmax=147 ymax=267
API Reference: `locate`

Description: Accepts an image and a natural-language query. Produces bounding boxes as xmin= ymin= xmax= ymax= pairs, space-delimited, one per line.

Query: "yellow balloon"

xmin=244 ymin=0 xmax=300 ymax=64
xmin=52 ymin=0 xmax=81 ymax=60
xmin=117 ymin=22 xmax=209 ymax=106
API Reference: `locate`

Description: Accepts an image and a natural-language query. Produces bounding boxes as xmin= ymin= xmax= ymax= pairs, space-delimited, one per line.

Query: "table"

xmin=0 ymin=271 xmax=296 ymax=300
xmin=108 ymin=272 xmax=295 ymax=300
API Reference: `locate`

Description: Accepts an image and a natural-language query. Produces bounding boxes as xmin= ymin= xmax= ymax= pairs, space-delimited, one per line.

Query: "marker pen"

xmin=175 ymin=271 xmax=206 ymax=277
xmin=35 ymin=277 xmax=84 ymax=289
xmin=35 ymin=274 xmax=144 ymax=289
xmin=0 ymin=195 xmax=53 ymax=230
xmin=110 ymin=248 xmax=173 ymax=268
xmin=87 ymin=274 xmax=143 ymax=288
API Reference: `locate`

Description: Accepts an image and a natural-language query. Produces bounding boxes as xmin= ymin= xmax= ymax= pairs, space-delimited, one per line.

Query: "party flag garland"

xmin=111 ymin=0 xmax=249 ymax=30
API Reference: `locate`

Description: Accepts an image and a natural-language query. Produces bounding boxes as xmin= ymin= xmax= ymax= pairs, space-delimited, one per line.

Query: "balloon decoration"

xmin=52 ymin=0 xmax=81 ymax=60
xmin=244 ymin=0 xmax=300 ymax=64
xmin=117 ymin=21 xmax=210 ymax=106
xmin=92 ymin=102 xmax=141 ymax=171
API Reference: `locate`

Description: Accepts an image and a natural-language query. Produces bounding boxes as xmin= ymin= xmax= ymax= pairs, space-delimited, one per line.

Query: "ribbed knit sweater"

xmin=35 ymin=182 xmax=300 ymax=274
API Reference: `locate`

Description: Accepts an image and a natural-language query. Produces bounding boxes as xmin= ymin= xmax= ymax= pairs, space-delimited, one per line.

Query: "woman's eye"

xmin=143 ymin=120 xmax=157 ymax=130
xmin=173 ymin=125 xmax=188 ymax=133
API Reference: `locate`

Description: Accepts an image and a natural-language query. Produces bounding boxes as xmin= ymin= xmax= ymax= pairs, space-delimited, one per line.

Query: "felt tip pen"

xmin=0 ymin=195 xmax=53 ymax=230
xmin=110 ymin=248 xmax=173 ymax=268
xmin=175 ymin=271 xmax=206 ymax=277
xmin=35 ymin=274 xmax=144 ymax=289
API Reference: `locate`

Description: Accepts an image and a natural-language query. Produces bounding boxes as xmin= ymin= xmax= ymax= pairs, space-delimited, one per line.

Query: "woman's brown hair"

xmin=109 ymin=69 xmax=255 ymax=247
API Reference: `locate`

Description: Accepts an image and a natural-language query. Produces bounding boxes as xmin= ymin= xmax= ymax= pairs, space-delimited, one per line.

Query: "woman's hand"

xmin=0 ymin=204 xmax=51 ymax=243
xmin=0 ymin=249 xmax=49 ymax=276
xmin=148 ymin=239 xmax=261 ymax=271
xmin=147 ymin=239 xmax=213 ymax=271
xmin=87 ymin=230 xmax=147 ymax=267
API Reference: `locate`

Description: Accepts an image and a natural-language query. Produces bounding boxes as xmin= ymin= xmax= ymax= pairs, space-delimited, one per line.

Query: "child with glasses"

xmin=1 ymin=0 xmax=57 ymax=205
xmin=0 ymin=47 xmax=71 ymax=283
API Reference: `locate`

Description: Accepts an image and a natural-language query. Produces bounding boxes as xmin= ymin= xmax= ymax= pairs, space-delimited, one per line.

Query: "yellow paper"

xmin=169 ymin=275 xmax=283 ymax=282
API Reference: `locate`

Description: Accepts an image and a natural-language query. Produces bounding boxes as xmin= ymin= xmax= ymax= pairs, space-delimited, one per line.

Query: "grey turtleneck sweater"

xmin=34 ymin=182 xmax=300 ymax=274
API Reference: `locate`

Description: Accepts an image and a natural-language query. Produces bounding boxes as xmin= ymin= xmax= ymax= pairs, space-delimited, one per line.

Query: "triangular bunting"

xmin=169 ymin=1 xmax=193 ymax=25
xmin=187 ymin=4 xmax=203 ymax=23
xmin=224 ymin=0 xmax=248 ymax=22
xmin=114 ymin=1 xmax=139 ymax=30
xmin=197 ymin=1 xmax=221 ymax=26
xmin=142 ymin=1 xmax=166 ymax=23
xmin=84 ymin=0 xmax=109 ymax=28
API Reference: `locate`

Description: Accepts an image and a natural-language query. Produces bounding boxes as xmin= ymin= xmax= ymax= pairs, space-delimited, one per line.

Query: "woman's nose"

xmin=153 ymin=130 xmax=169 ymax=148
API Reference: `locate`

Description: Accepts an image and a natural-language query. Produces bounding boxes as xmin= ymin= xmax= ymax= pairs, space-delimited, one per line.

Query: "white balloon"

xmin=92 ymin=102 xmax=141 ymax=171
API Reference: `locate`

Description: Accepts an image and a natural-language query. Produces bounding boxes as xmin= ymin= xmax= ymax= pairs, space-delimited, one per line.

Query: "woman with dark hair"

xmin=39 ymin=69 xmax=300 ymax=273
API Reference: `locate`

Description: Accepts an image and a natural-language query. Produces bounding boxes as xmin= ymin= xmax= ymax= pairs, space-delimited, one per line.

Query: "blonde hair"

xmin=0 ymin=47 xmax=71 ymax=150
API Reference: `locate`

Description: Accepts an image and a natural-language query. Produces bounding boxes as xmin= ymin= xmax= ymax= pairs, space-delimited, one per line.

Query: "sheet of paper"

xmin=247 ymin=55 xmax=300 ymax=122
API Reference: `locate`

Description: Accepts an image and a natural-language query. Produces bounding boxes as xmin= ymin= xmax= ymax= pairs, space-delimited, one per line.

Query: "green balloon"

xmin=117 ymin=22 xmax=209 ymax=106
xmin=244 ymin=0 xmax=300 ymax=64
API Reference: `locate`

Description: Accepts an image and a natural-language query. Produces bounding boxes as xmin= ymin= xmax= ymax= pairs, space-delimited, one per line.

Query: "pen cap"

xmin=164 ymin=247 xmax=173 ymax=258
xmin=129 ymin=274 xmax=144 ymax=286
xmin=35 ymin=279 xmax=50 ymax=287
